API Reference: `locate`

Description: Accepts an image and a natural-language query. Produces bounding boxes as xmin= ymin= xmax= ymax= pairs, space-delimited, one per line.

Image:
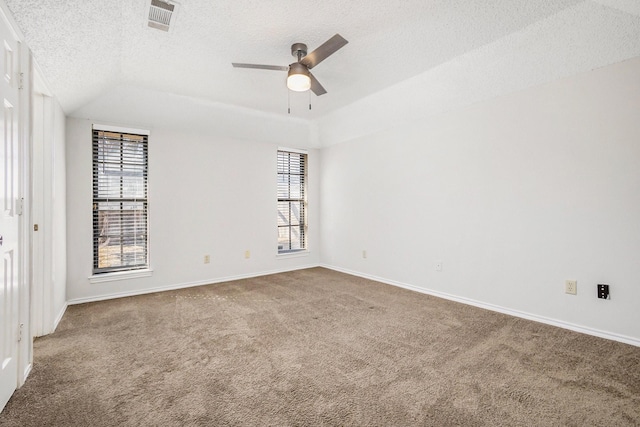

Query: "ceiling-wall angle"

xmin=148 ymin=0 xmax=178 ymax=32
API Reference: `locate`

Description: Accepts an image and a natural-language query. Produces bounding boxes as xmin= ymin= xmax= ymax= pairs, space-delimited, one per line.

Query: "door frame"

xmin=17 ymin=37 xmax=32 ymax=387
xmin=31 ymin=66 xmax=55 ymax=338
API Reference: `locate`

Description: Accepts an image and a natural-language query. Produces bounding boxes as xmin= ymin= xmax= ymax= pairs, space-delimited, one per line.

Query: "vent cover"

xmin=148 ymin=0 xmax=175 ymax=32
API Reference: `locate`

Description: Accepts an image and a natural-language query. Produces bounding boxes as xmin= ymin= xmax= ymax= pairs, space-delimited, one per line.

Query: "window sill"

xmin=276 ymin=250 xmax=310 ymax=259
xmin=89 ymin=268 xmax=153 ymax=284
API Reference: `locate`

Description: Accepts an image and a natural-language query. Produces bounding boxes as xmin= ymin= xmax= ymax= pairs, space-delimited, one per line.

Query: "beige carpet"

xmin=1 ymin=267 xmax=639 ymax=426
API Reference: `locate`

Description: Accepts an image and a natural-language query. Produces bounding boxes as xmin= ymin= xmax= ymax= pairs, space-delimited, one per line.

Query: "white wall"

xmin=66 ymin=105 xmax=320 ymax=302
xmin=319 ymin=57 xmax=640 ymax=343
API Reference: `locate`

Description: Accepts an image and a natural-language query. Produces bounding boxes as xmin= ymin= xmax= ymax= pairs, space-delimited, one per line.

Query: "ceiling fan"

xmin=232 ymin=34 xmax=348 ymax=96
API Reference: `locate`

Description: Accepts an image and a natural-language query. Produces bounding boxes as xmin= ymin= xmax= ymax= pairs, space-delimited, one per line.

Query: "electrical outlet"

xmin=204 ymin=255 xmax=210 ymax=264
xmin=597 ymin=284 xmax=610 ymax=299
xmin=244 ymin=250 xmax=250 ymax=259
xmin=565 ymin=280 xmax=577 ymax=295
xmin=435 ymin=261 xmax=443 ymax=272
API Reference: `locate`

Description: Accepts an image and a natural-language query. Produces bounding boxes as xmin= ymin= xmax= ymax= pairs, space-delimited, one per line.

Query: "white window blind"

xmin=277 ymin=150 xmax=307 ymax=253
xmin=92 ymin=128 xmax=149 ymax=274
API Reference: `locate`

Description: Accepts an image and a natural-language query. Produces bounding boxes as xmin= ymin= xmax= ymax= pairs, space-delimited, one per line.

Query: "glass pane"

xmin=122 ymin=175 xmax=146 ymax=198
xmin=277 ymin=175 xmax=290 ymax=199
xmin=277 ymin=202 xmax=290 ymax=226
xmin=278 ymin=225 xmax=303 ymax=251
xmin=277 ymin=201 xmax=303 ymax=226
xmin=95 ymin=202 xmax=147 ymax=269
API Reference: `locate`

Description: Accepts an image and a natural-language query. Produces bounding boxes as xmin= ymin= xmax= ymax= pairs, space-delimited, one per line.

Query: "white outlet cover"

xmin=565 ymin=280 xmax=577 ymax=295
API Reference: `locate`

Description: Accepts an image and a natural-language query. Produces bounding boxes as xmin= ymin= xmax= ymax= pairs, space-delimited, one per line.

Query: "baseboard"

xmin=321 ymin=264 xmax=640 ymax=348
xmin=21 ymin=363 xmax=32 ymax=386
xmin=67 ymin=264 xmax=320 ymax=305
xmin=52 ymin=303 xmax=67 ymax=332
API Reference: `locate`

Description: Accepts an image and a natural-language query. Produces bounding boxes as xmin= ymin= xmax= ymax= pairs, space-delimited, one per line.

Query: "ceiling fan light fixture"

xmin=287 ymin=63 xmax=311 ymax=92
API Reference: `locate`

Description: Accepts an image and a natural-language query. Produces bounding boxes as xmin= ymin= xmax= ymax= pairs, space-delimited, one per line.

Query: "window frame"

xmin=277 ymin=148 xmax=308 ymax=254
xmin=91 ymin=124 xmax=150 ymax=275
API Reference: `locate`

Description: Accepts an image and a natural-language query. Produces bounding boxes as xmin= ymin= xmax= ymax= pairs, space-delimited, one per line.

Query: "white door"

xmin=0 ymin=13 xmax=21 ymax=412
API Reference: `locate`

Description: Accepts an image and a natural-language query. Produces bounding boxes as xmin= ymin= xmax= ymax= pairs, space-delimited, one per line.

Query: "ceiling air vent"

xmin=148 ymin=0 xmax=176 ymax=32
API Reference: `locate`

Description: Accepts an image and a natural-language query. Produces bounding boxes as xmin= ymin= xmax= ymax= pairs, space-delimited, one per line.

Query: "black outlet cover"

xmin=597 ymin=284 xmax=609 ymax=299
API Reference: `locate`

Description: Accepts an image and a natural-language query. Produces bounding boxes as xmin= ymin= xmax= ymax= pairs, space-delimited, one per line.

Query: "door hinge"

xmin=17 ymin=197 xmax=24 ymax=215
xmin=18 ymin=72 xmax=24 ymax=90
xmin=18 ymin=323 xmax=24 ymax=342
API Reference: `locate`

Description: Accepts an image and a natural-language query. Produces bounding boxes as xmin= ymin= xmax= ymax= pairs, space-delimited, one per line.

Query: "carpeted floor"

xmin=1 ymin=267 xmax=639 ymax=426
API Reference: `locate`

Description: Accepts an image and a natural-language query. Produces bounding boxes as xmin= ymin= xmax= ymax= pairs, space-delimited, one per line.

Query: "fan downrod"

xmin=291 ymin=43 xmax=307 ymax=61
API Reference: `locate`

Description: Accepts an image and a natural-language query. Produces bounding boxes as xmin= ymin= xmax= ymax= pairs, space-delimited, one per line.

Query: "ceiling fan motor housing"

xmin=291 ymin=43 xmax=308 ymax=60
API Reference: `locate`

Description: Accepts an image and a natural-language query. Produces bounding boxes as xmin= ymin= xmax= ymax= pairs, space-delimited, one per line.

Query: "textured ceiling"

xmin=5 ymin=0 xmax=640 ymax=119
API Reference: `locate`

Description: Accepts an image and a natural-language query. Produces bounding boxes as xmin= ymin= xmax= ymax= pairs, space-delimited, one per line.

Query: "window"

xmin=277 ymin=149 xmax=307 ymax=253
xmin=92 ymin=127 xmax=149 ymax=274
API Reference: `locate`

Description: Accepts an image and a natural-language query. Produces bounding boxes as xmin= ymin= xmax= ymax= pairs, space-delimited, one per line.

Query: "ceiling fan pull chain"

xmin=309 ymin=90 xmax=312 ymax=110
xmin=288 ymin=89 xmax=291 ymax=114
